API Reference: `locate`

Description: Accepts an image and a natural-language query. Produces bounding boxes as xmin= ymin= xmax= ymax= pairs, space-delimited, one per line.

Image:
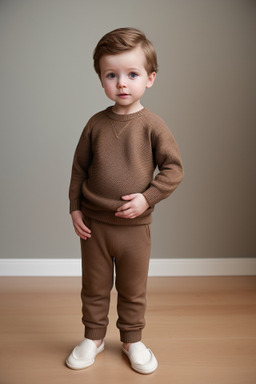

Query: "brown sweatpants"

xmin=80 ymin=218 xmax=151 ymax=343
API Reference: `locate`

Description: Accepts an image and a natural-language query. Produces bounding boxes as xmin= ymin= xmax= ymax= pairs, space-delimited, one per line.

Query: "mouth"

xmin=117 ymin=93 xmax=130 ymax=98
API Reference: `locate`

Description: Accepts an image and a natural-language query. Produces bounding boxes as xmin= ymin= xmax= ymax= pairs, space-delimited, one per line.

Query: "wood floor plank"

xmin=0 ymin=276 xmax=255 ymax=384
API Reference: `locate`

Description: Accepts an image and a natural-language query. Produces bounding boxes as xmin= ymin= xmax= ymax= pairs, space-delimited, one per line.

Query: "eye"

xmin=106 ymin=73 xmax=116 ymax=79
xmin=129 ymin=72 xmax=138 ymax=79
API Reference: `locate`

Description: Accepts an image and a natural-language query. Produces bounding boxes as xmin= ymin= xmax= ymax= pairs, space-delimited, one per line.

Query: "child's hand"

xmin=71 ymin=210 xmax=91 ymax=240
xmin=115 ymin=193 xmax=149 ymax=219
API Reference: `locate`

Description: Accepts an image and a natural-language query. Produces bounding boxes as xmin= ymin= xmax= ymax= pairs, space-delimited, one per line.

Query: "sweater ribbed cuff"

xmin=143 ymin=187 xmax=162 ymax=208
xmin=69 ymin=199 xmax=81 ymax=214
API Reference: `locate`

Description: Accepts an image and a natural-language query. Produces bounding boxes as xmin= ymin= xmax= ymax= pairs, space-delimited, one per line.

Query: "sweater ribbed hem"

xmin=81 ymin=205 xmax=153 ymax=226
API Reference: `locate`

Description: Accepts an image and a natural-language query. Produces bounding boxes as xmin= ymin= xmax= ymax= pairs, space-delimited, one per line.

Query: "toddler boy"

xmin=66 ymin=27 xmax=183 ymax=374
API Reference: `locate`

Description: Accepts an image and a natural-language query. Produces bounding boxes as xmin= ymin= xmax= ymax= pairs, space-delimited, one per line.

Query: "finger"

xmin=77 ymin=224 xmax=91 ymax=234
xmin=115 ymin=209 xmax=134 ymax=218
xmin=77 ymin=232 xmax=90 ymax=240
xmin=78 ymin=228 xmax=91 ymax=237
xmin=76 ymin=219 xmax=91 ymax=233
xmin=121 ymin=194 xmax=137 ymax=200
xmin=75 ymin=231 xmax=90 ymax=240
xmin=117 ymin=203 xmax=131 ymax=212
xmin=74 ymin=225 xmax=87 ymax=238
xmin=74 ymin=223 xmax=91 ymax=238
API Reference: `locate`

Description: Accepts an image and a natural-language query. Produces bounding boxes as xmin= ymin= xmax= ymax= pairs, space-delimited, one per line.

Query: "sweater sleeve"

xmin=143 ymin=122 xmax=184 ymax=207
xmin=69 ymin=124 xmax=92 ymax=213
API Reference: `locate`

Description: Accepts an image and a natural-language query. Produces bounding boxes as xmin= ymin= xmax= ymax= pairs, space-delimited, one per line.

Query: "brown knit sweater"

xmin=69 ymin=107 xmax=184 ymax=225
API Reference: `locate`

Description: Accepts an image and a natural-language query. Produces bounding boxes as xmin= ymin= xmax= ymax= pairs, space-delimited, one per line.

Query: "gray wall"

xmin=1 ymin=0 xmax=255 ymax=260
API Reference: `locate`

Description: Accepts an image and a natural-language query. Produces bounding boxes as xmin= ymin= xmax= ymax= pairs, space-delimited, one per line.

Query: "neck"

xmin=112 ymin=103 xmax=144 ymax=115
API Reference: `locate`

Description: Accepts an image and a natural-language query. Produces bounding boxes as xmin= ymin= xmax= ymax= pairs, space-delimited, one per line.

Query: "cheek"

xmin=102 ymin=83 xmax=116 ymax=100
xmin=103 ymin=82 xmax=114 ymax=94
xmin=132 ymin=82 xmax=147 ymax=96
xmin=104 ymin=85 xmax=114 ymax=97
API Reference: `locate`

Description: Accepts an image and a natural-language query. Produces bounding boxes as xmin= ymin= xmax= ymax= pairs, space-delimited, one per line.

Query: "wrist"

xmin=71 ymin=210 xmax=82 ymax=219
xmin=142 ymin=193 xmax=150 ymax=208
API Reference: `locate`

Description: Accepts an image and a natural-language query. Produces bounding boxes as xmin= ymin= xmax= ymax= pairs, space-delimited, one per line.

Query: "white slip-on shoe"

xmin=122 ymin=341 xmax=158 ymax=374
xmin=66 ymin=338 xmax=104 ymax=370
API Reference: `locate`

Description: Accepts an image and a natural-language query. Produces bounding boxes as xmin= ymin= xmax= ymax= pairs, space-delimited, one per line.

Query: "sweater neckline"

xmin=106 ymin=106 xmax=146 ymax=122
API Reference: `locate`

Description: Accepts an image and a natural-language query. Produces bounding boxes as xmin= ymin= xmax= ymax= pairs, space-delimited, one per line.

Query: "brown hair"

xmin=93 ymin=27 xmax=158 ymax=75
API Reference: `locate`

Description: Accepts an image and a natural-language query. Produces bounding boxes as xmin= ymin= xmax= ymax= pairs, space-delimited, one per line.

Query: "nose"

xmin=117 ymin=75 xmax=126 ymax=89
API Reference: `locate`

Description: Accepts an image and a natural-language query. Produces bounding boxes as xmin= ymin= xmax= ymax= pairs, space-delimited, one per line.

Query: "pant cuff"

xmin=120 ymin=330 xmax=142 ymax=343
xmin=84 ymin=327 xmax=107 ymax=340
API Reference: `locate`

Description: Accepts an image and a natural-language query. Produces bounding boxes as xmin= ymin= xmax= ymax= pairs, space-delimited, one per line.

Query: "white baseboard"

xmin=0 ymin=258 xmax=255 ymax=277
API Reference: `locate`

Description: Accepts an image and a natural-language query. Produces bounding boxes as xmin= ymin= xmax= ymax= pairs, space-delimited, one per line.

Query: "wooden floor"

xmin=0 ymin=276 xmax=255 ymax=384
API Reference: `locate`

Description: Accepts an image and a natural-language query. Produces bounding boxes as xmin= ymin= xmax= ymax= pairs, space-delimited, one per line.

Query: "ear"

xmin=146 ymin=72 xmax=156 ymax=88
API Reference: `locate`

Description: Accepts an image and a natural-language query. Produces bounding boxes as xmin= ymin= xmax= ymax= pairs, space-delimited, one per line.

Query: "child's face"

xmin=99 ymin=46 xmax=156 ymax=114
